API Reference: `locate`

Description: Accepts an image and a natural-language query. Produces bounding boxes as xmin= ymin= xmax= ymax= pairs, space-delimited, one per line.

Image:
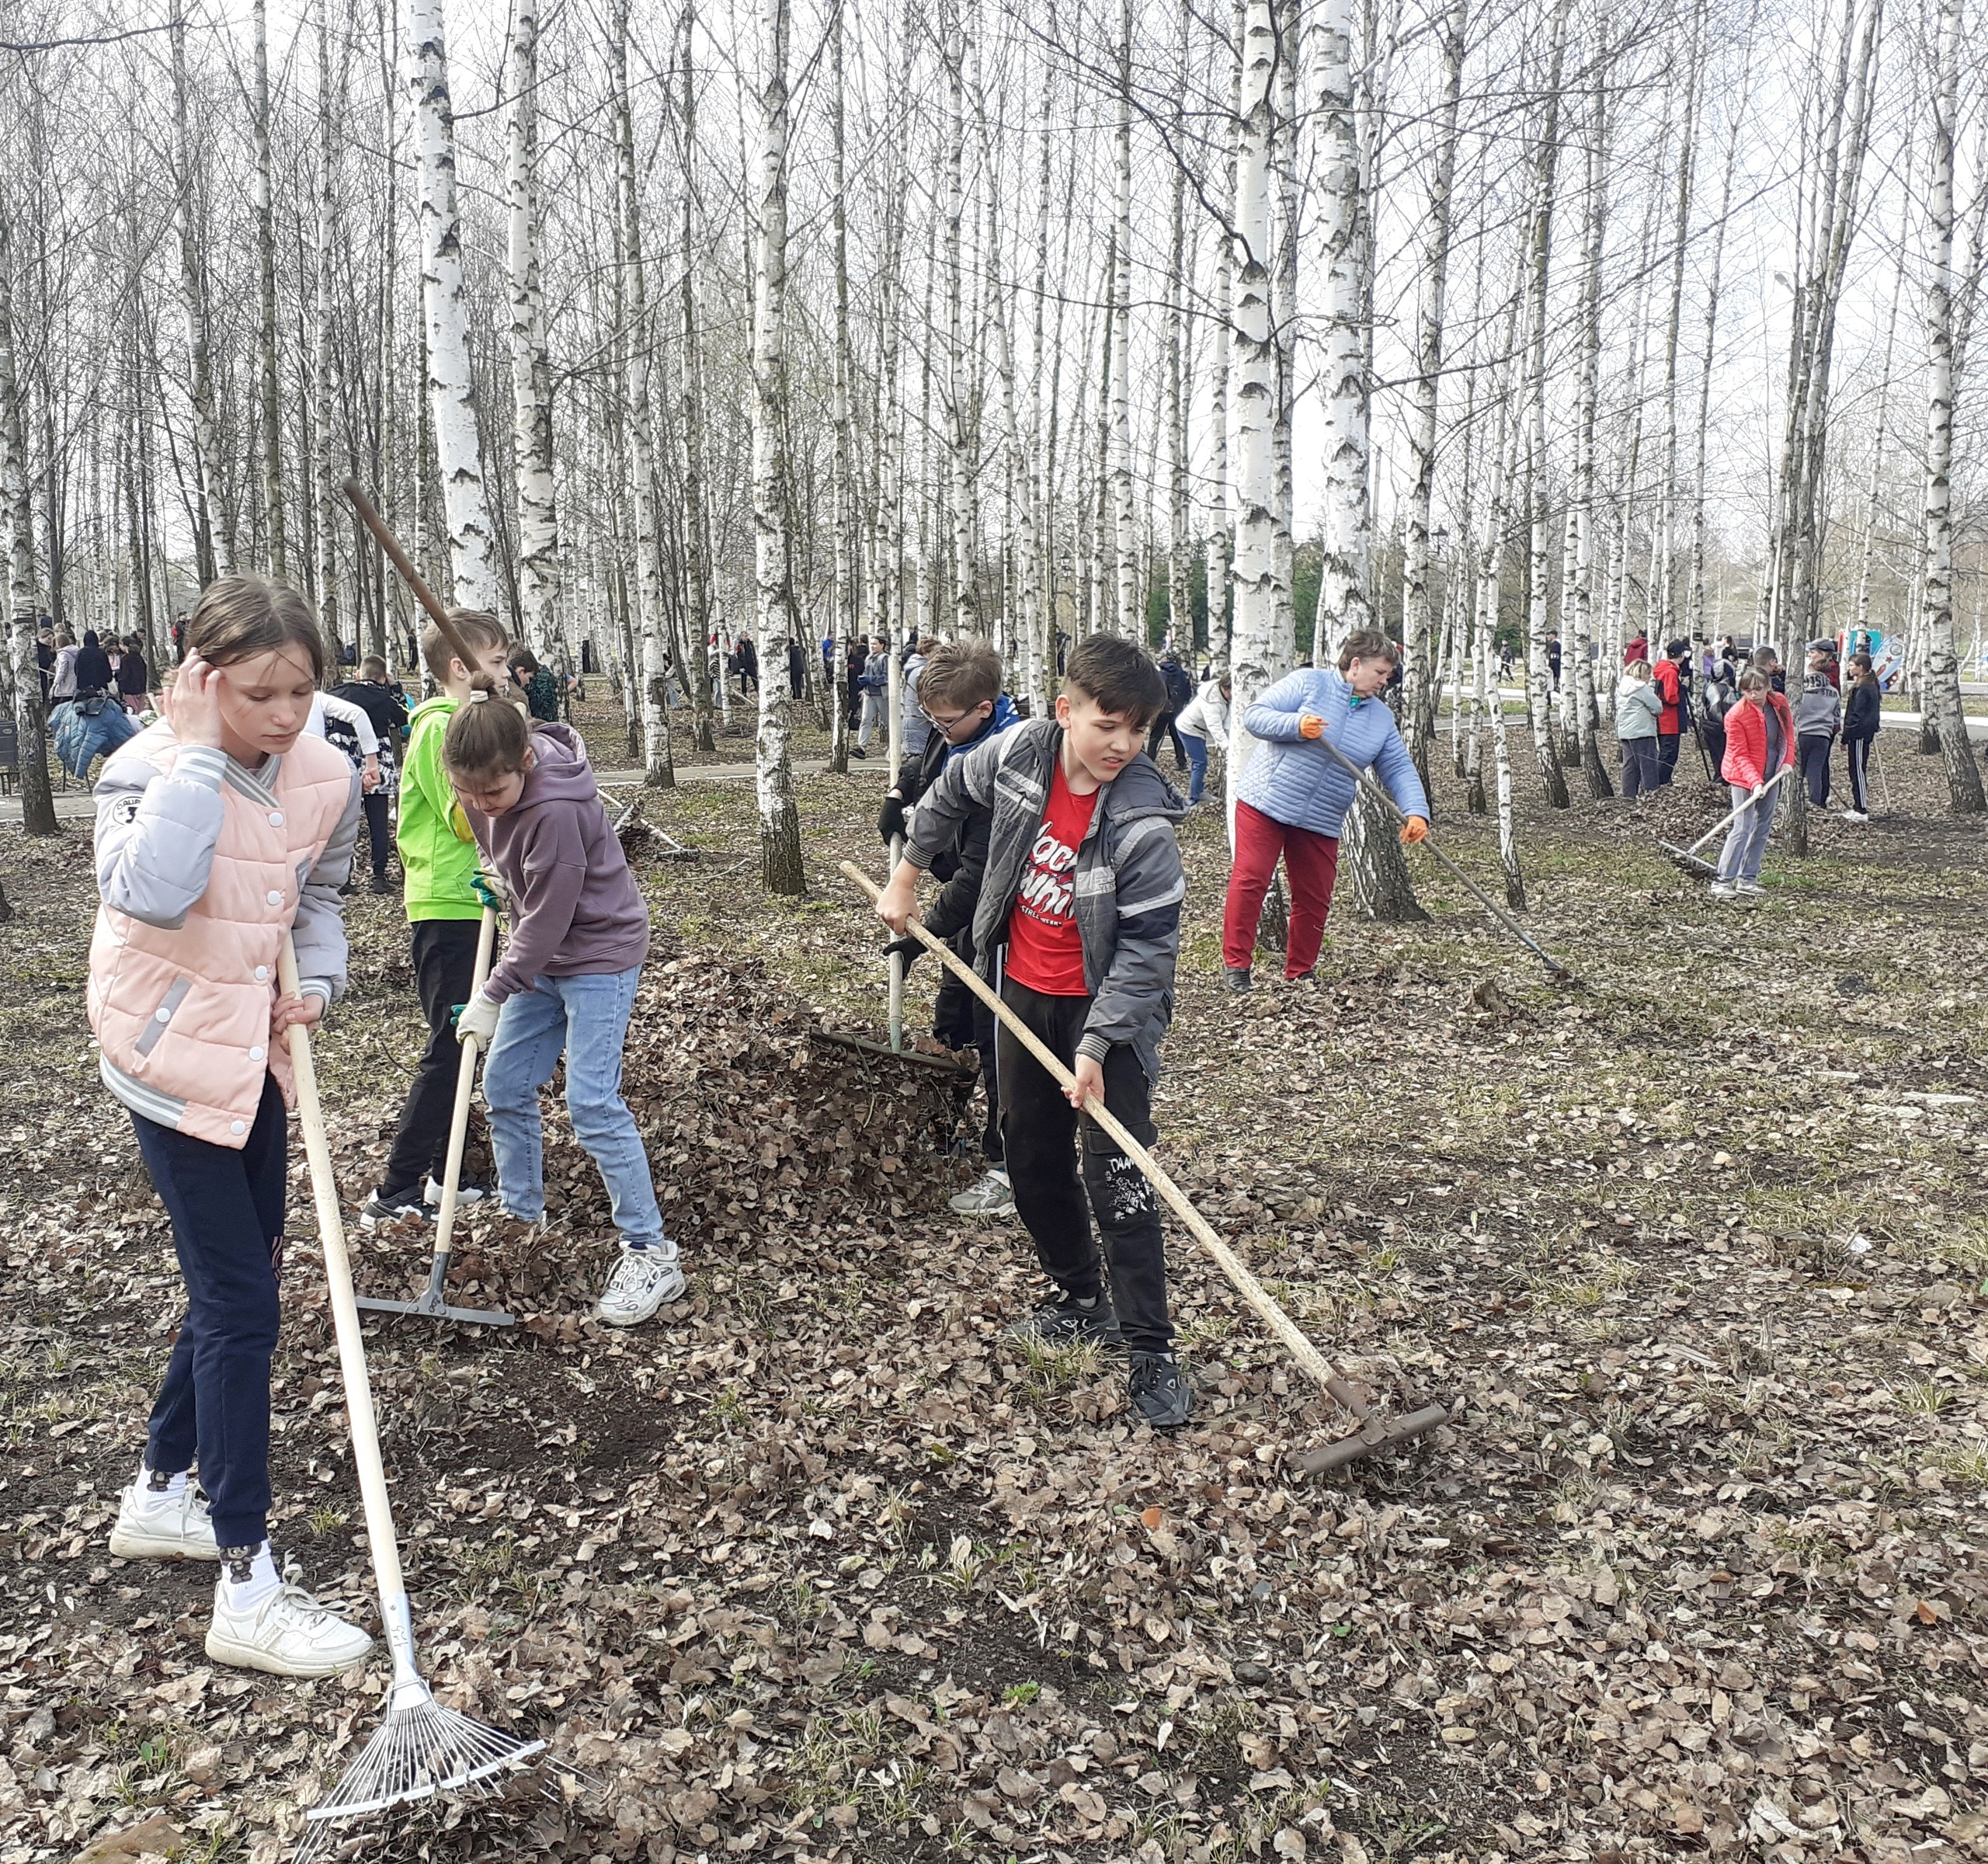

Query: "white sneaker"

xmin=596 ymin=1250 xmax=686 ymax=1327
xmin=949 ymin=1169 xmax=1017 ymax=1217
xmin=205 ymin=1578 xmax=373 ymax=1678
xmin=1841 ymin=809 xmax=1868 ymax=822
xmin=425 ymin=1174 xmax=488 ymax=1208
xmin=1708 ymin=882 xmax=1738 ymax=903
xmin=109 ymin=1476 xmax=218 ymax=1563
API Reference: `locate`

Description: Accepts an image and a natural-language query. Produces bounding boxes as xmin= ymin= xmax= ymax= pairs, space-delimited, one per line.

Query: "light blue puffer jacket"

xmin=1236 ymin=669 xmax=1428 ymax=837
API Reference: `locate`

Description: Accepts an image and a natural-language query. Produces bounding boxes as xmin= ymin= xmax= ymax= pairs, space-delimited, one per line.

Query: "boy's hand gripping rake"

xmin=840 ymin=863 xmax=1452 ymax=1476
xmin=1656 ymin=764 xmax=1794 ymax=877
xmin=356 ymin=906 xmax=513 ymax=1327
xmin=279 ymin=937 xmax=547 ymax=1852
xmin=1305 ymin=731 xmax=1585 ymax=989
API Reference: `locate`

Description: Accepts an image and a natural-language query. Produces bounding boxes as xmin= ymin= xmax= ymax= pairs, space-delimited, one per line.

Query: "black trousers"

xmin=1146 ymin=711 xmax=1187 ymax=769
xmin=934 ymin=944 xmax=1003 ymax=1167
xmin=996 ymin=976 xmax=1172 ymax=1354
xmin=378 ymin=917 xmax=481 ymax=1199
xmin=132 ymin=1073 xmax=287 ymax=1548
xmin=1799 ymin=734 xmax=1833 ymax=806
xmin=1845 ymin=735 xmax=1872 ymax=812
xmin=360 ymin=792 xmax=392 ymax=879
xmin=1656 ymin=732 xmax=1680 ymax=784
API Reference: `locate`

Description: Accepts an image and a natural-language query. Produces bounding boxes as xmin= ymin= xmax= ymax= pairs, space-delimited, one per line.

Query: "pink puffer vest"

xmin=89 ymin=728 xmax=354 ymax=1148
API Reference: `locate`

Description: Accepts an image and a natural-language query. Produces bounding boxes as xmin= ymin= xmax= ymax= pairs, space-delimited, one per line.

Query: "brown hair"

xmin=422 ymin=610 xmax=507 ymax=683
xmin=442 ymin=677 xmax=532 ymax=779
xmin=1336 ymin=628 xmax=1402 ymax=674
xmin=186 ymin=575 xmax=326 ymax=683
xmin=1739 ymin=669 xmax=1774 ymax=695
xmin=1622 ymin=659 xmax=1652 ymax=683
xmin=1063 ymin=634 xmax=1166 ymax=729
xmin=916 ymin=638 xmax=1001 ymax=712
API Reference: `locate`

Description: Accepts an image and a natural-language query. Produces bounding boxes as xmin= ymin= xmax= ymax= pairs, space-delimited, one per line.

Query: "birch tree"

xmin=753 ymin=0 xmax=805 ymax=893
xmin=0 ymin=209 xmax=52 ymax=837
xmin=408 ymin=0 xmax=498 ymax=613
xmin=252 ymin=0 xmax=285 ymax=579
xmin=1917 ymin=0 xmax=1983 ymax=811
xmin=508 ymin=0 xmax=558 ymax=658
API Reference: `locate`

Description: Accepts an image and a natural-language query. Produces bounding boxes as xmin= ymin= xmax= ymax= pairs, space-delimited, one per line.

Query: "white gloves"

xmin=455 ymin=990 xmax=502 ymax=1050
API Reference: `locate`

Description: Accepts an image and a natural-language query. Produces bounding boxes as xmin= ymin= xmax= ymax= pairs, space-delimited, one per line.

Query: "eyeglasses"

xmin=927 ymin=707 xmax=986 ymax=734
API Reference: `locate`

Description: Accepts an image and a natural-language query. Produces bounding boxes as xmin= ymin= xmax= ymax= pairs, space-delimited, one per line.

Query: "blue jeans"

xmin=1180 ymin=730 xmax=1209 ymax=803
xmin=481 ymin=966 xmax=674 ymax=1261
xmin=131 ymin=1073 xmax=287 ymax=1548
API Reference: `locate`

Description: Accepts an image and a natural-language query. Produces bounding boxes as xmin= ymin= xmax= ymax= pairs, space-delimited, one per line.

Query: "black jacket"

xmin=116 ymin=651 xmax=148 ymax=697
xmin=332 ymin=679 xmax=409 ymax=748
xmin=1844 ymin=681 xmax=1882 ymax=742
xmin=896 ymin=704 xmax=1013 ymax=942
xmin=72 ymin=646 xmax=113 ymax=694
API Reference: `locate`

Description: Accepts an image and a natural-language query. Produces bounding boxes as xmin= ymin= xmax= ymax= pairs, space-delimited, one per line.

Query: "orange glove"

xmin=1298 ymin=713 xmax=1325 ymax=739
xmin=1399 ymin=815 xmax=1430 ymax=846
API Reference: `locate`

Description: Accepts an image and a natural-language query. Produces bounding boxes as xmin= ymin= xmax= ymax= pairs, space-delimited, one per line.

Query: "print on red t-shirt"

xmin=1003 ymin=760 xmax=1100 ymax=997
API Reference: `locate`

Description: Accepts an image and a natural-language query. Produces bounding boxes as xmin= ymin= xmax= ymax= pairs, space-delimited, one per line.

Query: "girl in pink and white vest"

xmin=89 ymin=576 xmax=374 ymax=1679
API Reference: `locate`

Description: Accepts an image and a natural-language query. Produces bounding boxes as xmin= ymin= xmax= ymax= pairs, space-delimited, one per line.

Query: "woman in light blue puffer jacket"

xmin=1222 ymin=629 xmax=1429 ymax=992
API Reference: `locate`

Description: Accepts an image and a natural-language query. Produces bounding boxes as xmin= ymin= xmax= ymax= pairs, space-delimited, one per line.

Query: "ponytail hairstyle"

xmin=443 ymin=676 xmax=532 ymax=781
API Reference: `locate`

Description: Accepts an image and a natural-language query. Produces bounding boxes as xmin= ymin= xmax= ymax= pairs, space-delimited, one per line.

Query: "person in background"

xmin=1145 ymin=652 xmax=1194 ymax=771
xmin=1614 ymin=659 xmax=1663 ymax=800
xmin=49 ymin=630 xmax=78 ymax=704
xmin=1710 ymin=669 xmax=1795 ymax=906
xmin=1173 ymin=671 xmax=1231 ymax=806
xmin=733 ymin=634 xmax=758 ymax=697
xmin=73 ymin=629 xmax=114 ymax=697
xmin=117 ymin=635 xmax=151 ymax=713
xmin=786 ymin=635 xmax=806 ymax=705
xmin=1222 ymin=629 xmax=1428 ymax=993
xmin=1651 ymin=640 xmax=1688 ymax=785
xmin=1624 ymin=631 xmax=1648 ymax=667
xmin=844 ymin=638 xmax=867 ymax=734
xmin=1793 ymin=641 xmax=1841 ymax=808
xmin=854 ymin=635 xmax=889 ymax=759
xmin=902 ymin=636 xmax=933 ymax=758
xmin=333 ymin=655 xmax=410 ymax=895
xmin=1698 ymin=650 xmax=1738 ymax=780
xmin=1751 ymin=645 xmax=1785 ymax=694
xmin=1841 ymin=651 xmax=1879 ymax=822
xmin=1547 ymin=635 xmax=1562 ymax=689
xmin=511 ymin=649 xmax=561 ymax=723
xmin=875 ymin=638 xmax=1020 ymax=1217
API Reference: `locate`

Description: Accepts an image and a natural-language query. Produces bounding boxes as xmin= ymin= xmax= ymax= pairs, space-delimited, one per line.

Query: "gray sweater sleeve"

xmin=902 ymin=729 xmax=1006 ymax=871
xmin=94 ymin=744 xmax=228 ymax=929
xmin=1076 ymin=812 xmax=1186 ymax=1065
xmin=291 ymin=771 xmax=362 ymax=1003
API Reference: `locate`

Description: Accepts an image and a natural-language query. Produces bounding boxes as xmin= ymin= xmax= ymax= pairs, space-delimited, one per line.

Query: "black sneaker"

xmin=1010 ymin=1291 xmax=1122 ymax=1349
xmin=359 ymin=1187 xmax=432 ymax=1230
xmin=1224 ymin=967 xmax=1253 ymax=995
xmin=369 ymin=873 xmax=394 ymax=896
xmin=1128 ymin=1351 xmax=1194 ymax=1429
xmin=849 ymin=745 xmax=867 ymax=759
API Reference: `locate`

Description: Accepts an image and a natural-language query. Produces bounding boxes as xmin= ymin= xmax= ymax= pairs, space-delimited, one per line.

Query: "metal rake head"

xmin=292 ymin=1687 xmax=548 ymax=1862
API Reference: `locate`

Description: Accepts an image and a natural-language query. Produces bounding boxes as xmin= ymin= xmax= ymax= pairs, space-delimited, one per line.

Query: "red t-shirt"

xmin=1003 ymin=760 xmax=1101 ymax=997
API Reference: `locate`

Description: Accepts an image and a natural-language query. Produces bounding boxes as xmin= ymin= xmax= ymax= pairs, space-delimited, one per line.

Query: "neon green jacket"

xmin=397 ymin=695 xmax=481 ymax=923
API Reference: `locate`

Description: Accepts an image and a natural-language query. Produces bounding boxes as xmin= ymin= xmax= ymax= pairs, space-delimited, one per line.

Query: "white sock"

xmin=132 ymin=1459 xmax=189 ymax=1512
xmin=218 ymin=1542 xmax=281 ymax=1612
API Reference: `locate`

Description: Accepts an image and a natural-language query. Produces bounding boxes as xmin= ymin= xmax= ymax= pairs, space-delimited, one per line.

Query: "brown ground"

xmin=0 ymin=699 xmax=1983 ymax=1864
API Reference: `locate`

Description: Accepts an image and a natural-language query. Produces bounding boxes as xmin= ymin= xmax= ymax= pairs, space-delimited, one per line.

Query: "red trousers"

xmin=1222 ymin=800 xmax=1341 ymax=979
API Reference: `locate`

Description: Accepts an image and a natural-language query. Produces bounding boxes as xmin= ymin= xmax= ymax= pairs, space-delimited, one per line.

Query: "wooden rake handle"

xmin=431 ymin=906 xmax=499 ymax=1259
xmin=341 ymin=478 xmax=483 ymax=680
xmin=839 ymin=861 xmax=1370 ymax=1420
xmin=1683 ymin=763 xmax=1795 ymax=858
xmin=277 ymin=934 xmax=409 ymax=1605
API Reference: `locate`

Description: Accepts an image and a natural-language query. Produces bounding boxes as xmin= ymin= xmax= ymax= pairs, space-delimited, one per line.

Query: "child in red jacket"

xmin=1711 ymin=671 xmax=1795 ymax=906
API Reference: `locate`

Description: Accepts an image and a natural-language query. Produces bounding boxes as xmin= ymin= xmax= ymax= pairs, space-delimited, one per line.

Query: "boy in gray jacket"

xmin=875 ymin=636 xmax=1193 ymax=1429
xmin=1793 ymin=642 xmax=1841 ymax=806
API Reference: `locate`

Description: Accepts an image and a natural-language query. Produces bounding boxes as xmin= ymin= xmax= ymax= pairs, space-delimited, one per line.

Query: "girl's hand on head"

xmin=169 ymin=653 xmax=225 ymax=749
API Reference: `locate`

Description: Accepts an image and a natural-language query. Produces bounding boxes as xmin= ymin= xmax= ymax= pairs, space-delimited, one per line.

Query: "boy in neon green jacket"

xmin=360 ymin=612 xmax=512 ymax=1227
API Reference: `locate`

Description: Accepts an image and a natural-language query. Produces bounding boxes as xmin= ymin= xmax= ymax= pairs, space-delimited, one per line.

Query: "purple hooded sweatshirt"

xmin=464 ymin=722 xmax=651 ymax=1004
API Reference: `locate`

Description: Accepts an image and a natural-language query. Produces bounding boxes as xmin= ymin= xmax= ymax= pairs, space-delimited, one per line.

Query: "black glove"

xmin=878 ymin=794 xmax=909 ymax=845
xmin=883 ymin=934 xmax=923 ymax=970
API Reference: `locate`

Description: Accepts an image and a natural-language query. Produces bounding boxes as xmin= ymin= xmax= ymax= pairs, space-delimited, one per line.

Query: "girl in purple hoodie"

xmin=446 ymin=690 xmax=685 ymax=1327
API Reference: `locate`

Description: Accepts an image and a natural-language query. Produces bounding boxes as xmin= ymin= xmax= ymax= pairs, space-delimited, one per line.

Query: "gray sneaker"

xmin=949 ymin=1169 xmax=1015 ymax=1217
xmin=1224 ymin=967 xmax=1253 ymax=995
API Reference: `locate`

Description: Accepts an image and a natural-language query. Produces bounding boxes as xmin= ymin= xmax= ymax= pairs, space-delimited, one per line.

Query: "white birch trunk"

xmin=314 ymin=5 xmax=341 ymax=658
xmin=1110 ymin=0 xmax=1138 ymax=638
xmin=254 ymin=0 xmax=285 ymax=579
xmin=172 ymin=5 xmax=227 ymax=583
xmin=408 ymin=0 xmax=498 ymax=614
xmin=1226 ymin=0 xmax=1282 ymax=829
xmin=0 ymin=209 xmax=53 ymax=836
xmin=1920 ymin=0 xmax=1983 ymax=810
xmin=753 ymin=0 xmax=805 ymax=892
xmin=508 ymin=0 xmax=558 ymax=659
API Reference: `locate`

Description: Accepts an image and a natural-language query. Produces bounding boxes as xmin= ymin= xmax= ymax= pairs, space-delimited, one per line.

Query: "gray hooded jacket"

xmin=903 ymin=718 xmax=1188 ymax=1079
